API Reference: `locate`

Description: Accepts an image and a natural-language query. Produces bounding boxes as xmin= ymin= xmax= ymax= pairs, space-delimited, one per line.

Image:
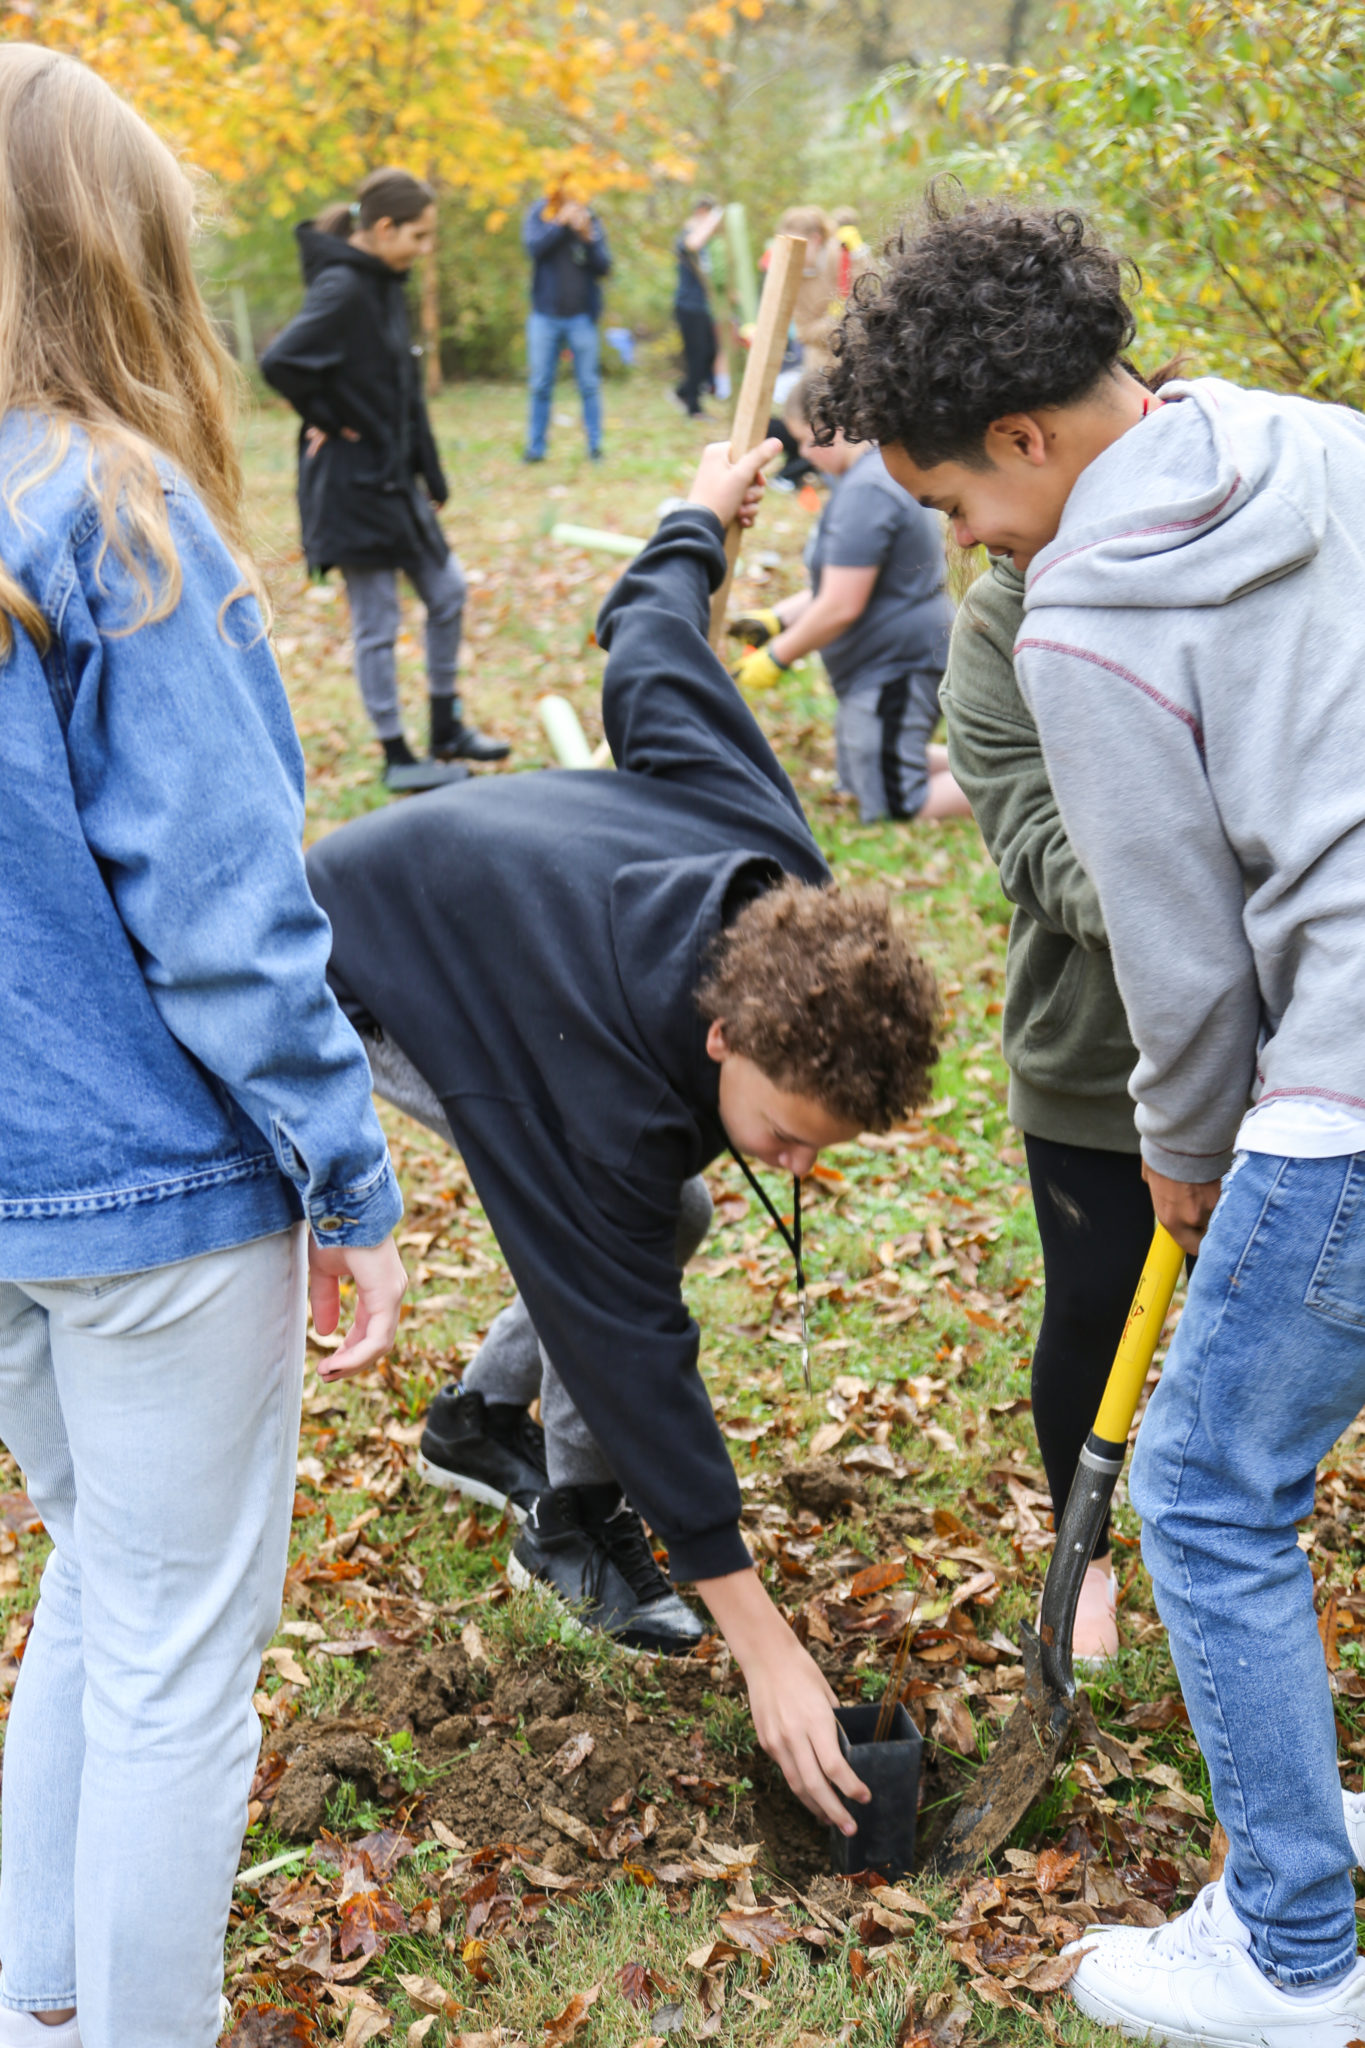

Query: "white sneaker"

xmin=1064 ymin=1877 xmax=1365 ymax=2044
xmin=1343 ymin=1786 xmax=1365 ymax=1866
xmin=0 ymin=2014 xmax=81 ymax=2047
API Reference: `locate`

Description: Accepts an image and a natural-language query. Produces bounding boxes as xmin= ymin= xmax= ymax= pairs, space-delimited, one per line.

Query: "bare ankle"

xmin=34 ymin=2014 xmax=76 ymax=2028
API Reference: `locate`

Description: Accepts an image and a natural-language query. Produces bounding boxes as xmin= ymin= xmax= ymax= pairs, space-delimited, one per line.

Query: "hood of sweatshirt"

xmin=294 ymin=220 xmax=400 ymax=291
xmin=1024 ymin=378 xmax=1327 ymax=614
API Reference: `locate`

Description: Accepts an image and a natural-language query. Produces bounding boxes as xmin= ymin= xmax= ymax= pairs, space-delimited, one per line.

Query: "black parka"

xmin=260 ymin=223 xmax=449 ymax=575
xmin=305 ymin=511 xmax=831 ymax=1583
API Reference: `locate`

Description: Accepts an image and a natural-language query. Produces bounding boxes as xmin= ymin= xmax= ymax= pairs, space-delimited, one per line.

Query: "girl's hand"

xmin=303 ymin=425 xmax=361 ymax=459
xmin=688 ymin=437 xmax=784 ymax=533
xmin=308 ymin=1233 xmax=407 ymax=1379
xmin=696 ymin=1565 xmax=871 ymax=1833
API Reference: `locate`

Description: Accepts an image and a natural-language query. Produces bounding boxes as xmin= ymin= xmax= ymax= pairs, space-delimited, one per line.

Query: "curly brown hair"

xmin=697 ymin=879 xmax=939 ymax=1132
xmin=812 ymin=192 xmax=1137 ymax=468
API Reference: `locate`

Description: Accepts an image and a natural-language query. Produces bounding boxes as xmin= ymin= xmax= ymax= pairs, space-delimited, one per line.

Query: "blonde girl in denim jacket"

xmin=0 ymin=48 xmax=407 ymax=2047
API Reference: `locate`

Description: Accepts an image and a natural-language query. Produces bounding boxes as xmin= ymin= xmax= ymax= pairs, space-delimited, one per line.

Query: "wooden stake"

xmin=707 ymin=233 xmax=806 ymax=647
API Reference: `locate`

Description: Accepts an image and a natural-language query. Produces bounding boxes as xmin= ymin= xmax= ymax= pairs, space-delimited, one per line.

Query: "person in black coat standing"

xmin=261 ymin=169 xmax=508 ymax=792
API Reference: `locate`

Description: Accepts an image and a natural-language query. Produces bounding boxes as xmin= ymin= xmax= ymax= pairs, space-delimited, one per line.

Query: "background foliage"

xmin=868 ymin=0 xmax=1365 ymax=401
xmin=2 ymin=0 xmax=1032 ymax=373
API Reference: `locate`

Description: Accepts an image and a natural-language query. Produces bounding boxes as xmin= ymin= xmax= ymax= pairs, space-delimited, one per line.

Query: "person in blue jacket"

xmin=0 ymin=48 xmax=406 ymax=2048
xmin=522 ymin=190 xmax=612 ymax=462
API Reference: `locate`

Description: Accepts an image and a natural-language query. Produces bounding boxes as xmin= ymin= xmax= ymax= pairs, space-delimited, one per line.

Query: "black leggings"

xmin=1024 ymin=1134 xmax=1154 ymax=1561
xmin=675 ymin=307 xmax=716 ymax=414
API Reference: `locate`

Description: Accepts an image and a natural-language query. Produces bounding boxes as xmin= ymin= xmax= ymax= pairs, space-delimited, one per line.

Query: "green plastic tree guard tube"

xmin=539 ymin=694 xmax=596 ymax=768
xmin=725 ymin=203 xmax=759 ymax=328
xmin=549 ymin=523 xmax=645 ymax=557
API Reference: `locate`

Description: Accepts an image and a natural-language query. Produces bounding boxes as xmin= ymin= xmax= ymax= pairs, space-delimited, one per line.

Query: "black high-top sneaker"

xmin=416 ymin=1386 xmax=548 ymax=1521
xmin=508 ymin=1483 xmax=706 ymax=1655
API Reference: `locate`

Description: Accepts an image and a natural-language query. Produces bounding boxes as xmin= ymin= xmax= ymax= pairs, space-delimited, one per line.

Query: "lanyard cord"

xmin=727 ymin=1149 xmax=810 ymax=1393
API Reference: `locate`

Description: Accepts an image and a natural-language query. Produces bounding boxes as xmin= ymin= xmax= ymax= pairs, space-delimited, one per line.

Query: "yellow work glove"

xmin=727 ymin=606 xmax=783 ymax=649
xmin=731 ymin=643 xmax=789 ymax=692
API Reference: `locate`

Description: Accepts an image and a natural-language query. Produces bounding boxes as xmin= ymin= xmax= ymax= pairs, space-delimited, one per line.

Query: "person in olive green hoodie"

xmin=940 ymin=555 xmax=1149 ymax=1660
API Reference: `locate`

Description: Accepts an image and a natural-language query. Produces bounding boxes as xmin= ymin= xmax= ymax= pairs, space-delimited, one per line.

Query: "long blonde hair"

xmin=0 ymin=46 xmax=259 ymax=657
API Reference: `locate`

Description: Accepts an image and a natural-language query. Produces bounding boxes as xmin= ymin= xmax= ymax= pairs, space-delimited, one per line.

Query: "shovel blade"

xmin=930 ymin=1623 xmax=1076 ymax=1881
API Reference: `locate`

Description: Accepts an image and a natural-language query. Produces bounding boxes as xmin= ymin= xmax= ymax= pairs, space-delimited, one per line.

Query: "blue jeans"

xmin=0 ymin=1230 xmax=306 ymax=2044
xmin=1130 ymin=1150 xmax=1365 ymax=1987
xmin=525 ymin=311 xmax=601 ymax=457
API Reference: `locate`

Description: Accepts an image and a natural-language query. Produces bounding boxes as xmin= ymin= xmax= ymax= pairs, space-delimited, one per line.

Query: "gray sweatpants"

xmin=835 ymin=667 xmax=943 ymax=823
xmin=342 ymin=550 xmax=467 ymax=743
xmin=364 ymin=1032 xmax=713 ymax=1487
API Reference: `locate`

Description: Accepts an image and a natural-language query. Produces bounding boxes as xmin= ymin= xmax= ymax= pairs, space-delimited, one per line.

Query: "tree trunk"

xmin=422 ymin=173 xmax=442 ymax=395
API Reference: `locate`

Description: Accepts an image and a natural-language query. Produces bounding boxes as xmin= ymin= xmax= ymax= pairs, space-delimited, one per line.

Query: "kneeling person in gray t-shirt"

xmin=728 ymin=373 xmax=971 ymax=823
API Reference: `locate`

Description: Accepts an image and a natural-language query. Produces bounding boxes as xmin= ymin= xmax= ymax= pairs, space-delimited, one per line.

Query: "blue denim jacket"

xmin=0 ymin=415 xmax=402 ymax=1278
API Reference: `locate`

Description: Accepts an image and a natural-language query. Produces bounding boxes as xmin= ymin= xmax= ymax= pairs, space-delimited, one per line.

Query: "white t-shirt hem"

xmin=1235 ymin=1096 xmax=1365 ymax=1158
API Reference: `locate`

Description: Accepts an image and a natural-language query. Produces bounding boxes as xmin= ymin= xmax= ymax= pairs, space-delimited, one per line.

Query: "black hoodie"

xmin=305 ymin=510 xmax=830 ymax=1579
xmin=260 ymin=222 xmax=449 ymax=575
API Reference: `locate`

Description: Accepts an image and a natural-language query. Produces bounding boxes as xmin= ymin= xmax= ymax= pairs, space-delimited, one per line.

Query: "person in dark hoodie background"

xmin=522 ymin=188 xmax=612 ymax=462
xmin=260 ymin=169 xmax=508 ymax=792
xmin=307 ymin=436 xmax=941 ymax=1837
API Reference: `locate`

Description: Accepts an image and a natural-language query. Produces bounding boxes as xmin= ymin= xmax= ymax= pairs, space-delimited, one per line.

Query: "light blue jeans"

xmin=1131 ymin=1150 xmax=1365 ymax=1987
xmin=525 ymin=311 xmax=602 ymax=458
xmin=0 ymin=1228 xmax=306 ymax=2045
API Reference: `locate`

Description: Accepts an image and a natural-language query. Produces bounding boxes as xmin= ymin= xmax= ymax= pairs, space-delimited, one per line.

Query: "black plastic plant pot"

xmin=828 ymin=1701 xmax=923 ymax=1881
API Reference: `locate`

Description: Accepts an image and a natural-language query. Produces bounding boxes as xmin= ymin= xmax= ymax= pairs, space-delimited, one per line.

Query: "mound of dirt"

xmin=780 ymin=1456 xmax=867 ymax=1518
xmin=256 ymin=1643 xmax=833 ymax=1884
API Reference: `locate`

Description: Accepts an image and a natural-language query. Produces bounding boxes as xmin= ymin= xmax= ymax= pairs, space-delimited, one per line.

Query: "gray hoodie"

xmin=1015 ymin=376 xmax=1365 ymax=1182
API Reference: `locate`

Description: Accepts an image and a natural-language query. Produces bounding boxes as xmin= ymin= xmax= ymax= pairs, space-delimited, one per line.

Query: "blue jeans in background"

xmin=1130 ymin=1149 xmax=1365 ymax=1987
xmin=525 ymin=311 xmax=602 ymax=459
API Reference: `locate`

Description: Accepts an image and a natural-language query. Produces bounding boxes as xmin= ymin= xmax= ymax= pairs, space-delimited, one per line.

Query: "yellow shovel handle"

xmin=1091 ymin=1224 xmax=1185 ymax=1447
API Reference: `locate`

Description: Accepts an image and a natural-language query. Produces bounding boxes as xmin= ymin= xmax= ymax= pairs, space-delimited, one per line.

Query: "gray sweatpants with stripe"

xmin=835 ymin=667 xmax=943 ymax=823
xmin=363 ymin=1032 xmax=712 ymax=1488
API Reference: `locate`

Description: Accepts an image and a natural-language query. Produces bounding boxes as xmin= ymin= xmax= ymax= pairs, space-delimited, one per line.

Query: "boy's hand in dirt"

xmin=697 ymin=1566 xmax=870 ymax=1833
xmin=1143 ymin=1162 xmax=1221 ymax=1254
xmin=308 ymin=1233 xmax=407 ymax=1380
xmin=688 ymin=438 xmax=784 ymax=533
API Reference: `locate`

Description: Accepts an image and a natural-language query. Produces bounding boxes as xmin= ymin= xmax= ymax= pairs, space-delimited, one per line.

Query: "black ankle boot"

xmin=429 ymin=697 xmax=510 ymax=764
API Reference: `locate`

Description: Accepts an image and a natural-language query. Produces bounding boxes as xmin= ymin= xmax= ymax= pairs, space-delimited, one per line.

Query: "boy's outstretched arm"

xmin=699 ymin=1565 xmax=871 ymax=1833
xmin=595 ymin=439 xmax=826 ymax=833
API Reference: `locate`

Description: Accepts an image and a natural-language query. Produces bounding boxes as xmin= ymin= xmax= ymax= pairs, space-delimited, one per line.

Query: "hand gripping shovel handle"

xmin=1036 ymin=1222 xmax=1185 ymax=1701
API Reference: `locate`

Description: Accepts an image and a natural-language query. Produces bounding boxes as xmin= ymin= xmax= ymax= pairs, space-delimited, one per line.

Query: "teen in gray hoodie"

xmin=817 ymin=199 xmax=1365 ymax=2045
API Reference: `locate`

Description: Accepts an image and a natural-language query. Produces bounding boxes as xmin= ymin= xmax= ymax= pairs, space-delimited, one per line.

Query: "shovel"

xmin=931 ymin=1223 xmax=1185 ymax=1880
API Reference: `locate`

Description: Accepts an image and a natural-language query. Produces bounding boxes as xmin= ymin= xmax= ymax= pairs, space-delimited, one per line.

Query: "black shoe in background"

xmin=431 ymin=724 xmax=511 ymax=764
xmin=509 ymin=1483 xmax=706 ymax=1654
xmin=417 ymin=1386 xmax=548 ymax=1521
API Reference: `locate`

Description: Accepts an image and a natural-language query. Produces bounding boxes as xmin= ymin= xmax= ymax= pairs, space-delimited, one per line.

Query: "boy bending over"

xmin=307 ymin=441 xmax=939 ymax=1834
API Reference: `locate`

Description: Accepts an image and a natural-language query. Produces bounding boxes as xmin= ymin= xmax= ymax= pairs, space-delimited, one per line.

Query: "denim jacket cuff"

xmin=307 ymin=1156 xmax=404 ymax=1247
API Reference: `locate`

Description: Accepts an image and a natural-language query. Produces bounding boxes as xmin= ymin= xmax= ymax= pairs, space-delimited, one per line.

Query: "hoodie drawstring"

xmin=727 ymin=1149 xmax=810 ymax=1394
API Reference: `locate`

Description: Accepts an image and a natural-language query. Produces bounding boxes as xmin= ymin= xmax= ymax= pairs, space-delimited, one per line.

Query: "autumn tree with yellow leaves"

xmin=0 ymin=0 xmax=765 ymax=217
